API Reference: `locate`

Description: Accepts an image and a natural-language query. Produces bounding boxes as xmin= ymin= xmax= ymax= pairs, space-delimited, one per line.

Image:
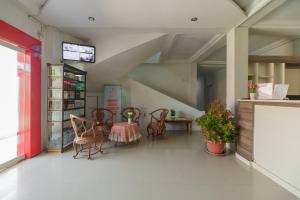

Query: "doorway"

xmin=0 ymin=41 xmax=26 ymax=168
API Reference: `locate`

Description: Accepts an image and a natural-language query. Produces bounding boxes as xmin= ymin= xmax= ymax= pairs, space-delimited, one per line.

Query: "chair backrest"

xmin=122 ymin=107 xmax=141 ymax=123
xmin=92 ymin=108 xmax=115 ymax=125
xmin=150 ymin=108 xmax=169 ymax=127
xmin=70 ymin=114 xmax=87 ymax=138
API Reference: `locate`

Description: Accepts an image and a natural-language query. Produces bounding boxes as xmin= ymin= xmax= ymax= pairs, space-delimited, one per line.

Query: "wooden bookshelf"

xmin=47 ymin=63 xmax=87 ymax=152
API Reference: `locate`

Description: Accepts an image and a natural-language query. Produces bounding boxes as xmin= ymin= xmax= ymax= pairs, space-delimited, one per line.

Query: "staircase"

xmin=85 ymin=33 xmax=167 ymax=92
xmin=125 ymin=79 xmax=204 ymax=130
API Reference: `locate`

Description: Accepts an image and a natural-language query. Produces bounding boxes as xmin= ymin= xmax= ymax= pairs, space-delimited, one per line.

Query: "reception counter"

xmin=237 ymin=99 xmax=300 ymax=197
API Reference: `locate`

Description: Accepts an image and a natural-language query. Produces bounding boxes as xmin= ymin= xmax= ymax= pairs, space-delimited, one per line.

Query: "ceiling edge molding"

xmin=199 ymin=60 xmax=226 ymax=66
xmin=188 ymin=34 xmax=226 ymax=63
xmin=163 ymin=59 xmax=190 ymax=64
xmin=228 ymin=0 xmax=247 ymax=16
xmin=245 ymin=0 xmax=271 ymax=16
xmin=250 ymin=37 xmax=300 ymax=55
xmin=253 ymin=22 xmax=300 ymax=30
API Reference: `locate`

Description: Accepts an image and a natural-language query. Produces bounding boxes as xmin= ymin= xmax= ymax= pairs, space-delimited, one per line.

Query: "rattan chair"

xmin=92 ymin=108 xmax=115 ymax=134
xmin=70 ymin=114 xmax=104 ymax=159
xmin=147 ymin=108 xmax=169 ymax=139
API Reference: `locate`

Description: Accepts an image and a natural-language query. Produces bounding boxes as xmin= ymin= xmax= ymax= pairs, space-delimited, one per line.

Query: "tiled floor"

xmin=0 ymin=132 xmax=298 ymax=200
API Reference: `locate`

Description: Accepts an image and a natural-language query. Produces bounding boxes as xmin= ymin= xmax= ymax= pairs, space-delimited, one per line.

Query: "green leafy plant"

xmin=170 ymin=109 xmax=176 ymax=117
xmin=195 ymin=100 xmax=236 ymax=144
xmin=248 ymin=82 xmax=257 ymax=93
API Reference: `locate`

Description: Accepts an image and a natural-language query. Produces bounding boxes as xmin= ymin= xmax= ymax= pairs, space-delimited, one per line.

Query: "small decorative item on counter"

xmin=248 ymin=82 xmax=257 ymax=100
xmin=170 ymin=109 xmax=176 ymax=119
xmin=128 ymin=111 xmax=133 ymax=124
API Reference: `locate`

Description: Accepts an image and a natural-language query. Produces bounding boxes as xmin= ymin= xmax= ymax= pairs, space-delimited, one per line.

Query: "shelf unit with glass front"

xmin=47 ymin=63 xmax=87 ymax=152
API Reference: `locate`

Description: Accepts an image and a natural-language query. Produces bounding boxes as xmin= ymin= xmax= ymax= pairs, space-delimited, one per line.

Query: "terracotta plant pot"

xmin=206 ymin=140 xmax=225 ymax=154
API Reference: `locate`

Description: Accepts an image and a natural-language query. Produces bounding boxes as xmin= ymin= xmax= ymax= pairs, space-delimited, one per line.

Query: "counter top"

xmin=238 ymin=99 xmax=300 ymax=104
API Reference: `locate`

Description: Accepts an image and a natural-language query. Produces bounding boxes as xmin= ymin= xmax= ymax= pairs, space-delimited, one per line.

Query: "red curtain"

xmin=0 ymin=20 xmax=41 ymax=158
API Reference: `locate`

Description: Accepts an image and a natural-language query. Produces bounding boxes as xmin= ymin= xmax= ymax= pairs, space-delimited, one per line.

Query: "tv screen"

xmin=62 ymin=42 xmax=95 ymax=63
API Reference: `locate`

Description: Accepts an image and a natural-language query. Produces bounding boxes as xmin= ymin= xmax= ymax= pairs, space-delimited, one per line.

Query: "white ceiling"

xmin=204 ymin=0 xmax=300 ymax=63
xmin=204 ymin=31 xmax=285 ymax=62
xmin=15 ymin=0 xmax=248 ymax=61
xmin=167 ymin=33 xmax=218 ymax=60
xmin=233 ymin=0 xmax=255 ymax=11
xmin=252 ymin=0 xmax=300 ymax=36
xmin=36 ymin=0 xmax=245 ymax=29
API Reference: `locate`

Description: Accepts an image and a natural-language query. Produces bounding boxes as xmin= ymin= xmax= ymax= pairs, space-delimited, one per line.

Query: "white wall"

xmin=128 ymin=62 xmax=197 ymax=107
xmin=212 ymin=68 xmax=226 ymax=103
xmin=126 ymin=79 xmax=204 ymax=131
xmin=0 ymin=0 xmax=41 ymax=39
xmin=285 ymin=67 xmax=300 ymax=95
xmin=0 ymin=0 xmax=85 ymax=150
xmin=293 ymin=39 xmax=300 ymax=56
xmin=196 ymin=68 xmax=226 ymax=109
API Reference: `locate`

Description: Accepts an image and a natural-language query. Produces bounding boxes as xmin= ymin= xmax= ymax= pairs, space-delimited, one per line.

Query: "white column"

xmin=226 ymin=27 xmax=249 ymax=112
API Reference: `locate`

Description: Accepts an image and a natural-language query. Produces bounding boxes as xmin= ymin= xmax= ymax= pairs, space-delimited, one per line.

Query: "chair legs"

xmin=73 ymin=142 xmax=103 ymax=160
xmin=73 ymin=142 xmax=79 ymax=159
xmin=147 ymin=127 xmax=166 ymax=140
xmin=88 ymin=144 xmax=91 ymax=160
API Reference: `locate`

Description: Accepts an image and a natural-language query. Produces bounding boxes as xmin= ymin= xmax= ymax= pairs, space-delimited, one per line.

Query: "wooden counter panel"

xmin=238 ymin=112 xmax=253 ymax=122
xmin=237 ymin=101 xmax=254 ymax=161
xmin=237 ymin=99 xmax=300 ymax=162
xmin=237 ymin=145 xmax=252 ymax=161
xmin=238 ymin=101 xmax=254 ymax=110
xmin=237 ymin=135 xmax=253 ymax=151
xmin=238 ymin=120 xmax=253 ymax=131
xmin=239 ymin=129 xmax=253 ymax=140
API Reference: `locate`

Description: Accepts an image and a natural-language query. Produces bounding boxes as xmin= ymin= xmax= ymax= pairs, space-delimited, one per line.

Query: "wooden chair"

xmin=92 ymin=108 xmax=115 ymax=134
xmin=147 ymin=108 xmax=169 ymax=138
xmin=121 ymin=107 xmax=141 ymax=125
xmin=70 ymin=114 xmax=104 ymax=159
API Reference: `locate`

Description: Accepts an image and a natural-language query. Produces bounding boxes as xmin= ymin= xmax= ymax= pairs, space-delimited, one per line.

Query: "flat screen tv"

xmin=62 ymin=42 xmax=95 ymax=63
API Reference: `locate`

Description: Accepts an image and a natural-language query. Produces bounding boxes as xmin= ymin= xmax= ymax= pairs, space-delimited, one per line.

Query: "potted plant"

xmin=170 ymin=109 xmax=176 ymax=119
xmin=248 ymin=82 xmax=257 ymax=100
xmin=195 ymin=100 xmax=236 ymax=155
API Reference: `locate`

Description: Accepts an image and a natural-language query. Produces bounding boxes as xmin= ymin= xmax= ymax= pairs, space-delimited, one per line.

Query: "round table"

xmin=109 ymin=122 xmax=142 ymax=143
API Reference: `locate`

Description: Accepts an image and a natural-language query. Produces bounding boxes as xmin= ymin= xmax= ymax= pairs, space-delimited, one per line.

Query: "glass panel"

xmin=64 ymin=91 xmax=75 ymax=99
xmin=75 ymin=100 xmax=85 ymax=108
xmin=63 ymin=109 xmax=84 ymax=120
xmin=63 ymin=121 xmax=74 ymax=147
xmin=48 ymin=100 xmax=62 ymax=110
xmin=48 ymin=111 xmax=62 ymax=121
xmin=48 ymin=65 xmax=63 ymax=76
xmin=0 ymin=43 xmax=25 ymax=165
xmin=48 ymin=89 xmax=62 ymax=99
xmin=47 ymin=122 xmax=62 ymax=148
xmin=48 ymin=77 xmax=62 ymax=89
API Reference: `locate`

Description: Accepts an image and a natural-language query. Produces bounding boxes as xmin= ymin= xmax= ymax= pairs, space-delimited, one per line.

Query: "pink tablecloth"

xmin=109 ymin=122 xmax=142 ymax=143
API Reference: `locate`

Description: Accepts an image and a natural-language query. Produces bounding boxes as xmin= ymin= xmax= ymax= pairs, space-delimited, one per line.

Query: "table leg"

xmin=189 ymin=123 xmax=192 ymax=135
xmin=186 ymin=123 xmax=189 ymax=135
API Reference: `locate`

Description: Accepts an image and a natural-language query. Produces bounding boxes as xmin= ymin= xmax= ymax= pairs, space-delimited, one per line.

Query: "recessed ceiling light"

xmin=88 ymin=17 xmax=96 ymax=22
xmin=191 ymin=17 xmax=198 ymax=22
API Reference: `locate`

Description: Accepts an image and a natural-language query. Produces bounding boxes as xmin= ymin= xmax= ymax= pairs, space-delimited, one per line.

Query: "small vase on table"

xmin=248 ymin=82 xmax=257 ymax=100
xmin=249 ymin=93 xmax=255 ymax=100
xmin=128 ymin=112 xmax=133 ymax=124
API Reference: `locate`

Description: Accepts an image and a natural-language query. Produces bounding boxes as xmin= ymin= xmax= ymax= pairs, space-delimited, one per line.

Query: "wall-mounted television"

xmin=62 ymin=42 xmax=95 ymax=63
